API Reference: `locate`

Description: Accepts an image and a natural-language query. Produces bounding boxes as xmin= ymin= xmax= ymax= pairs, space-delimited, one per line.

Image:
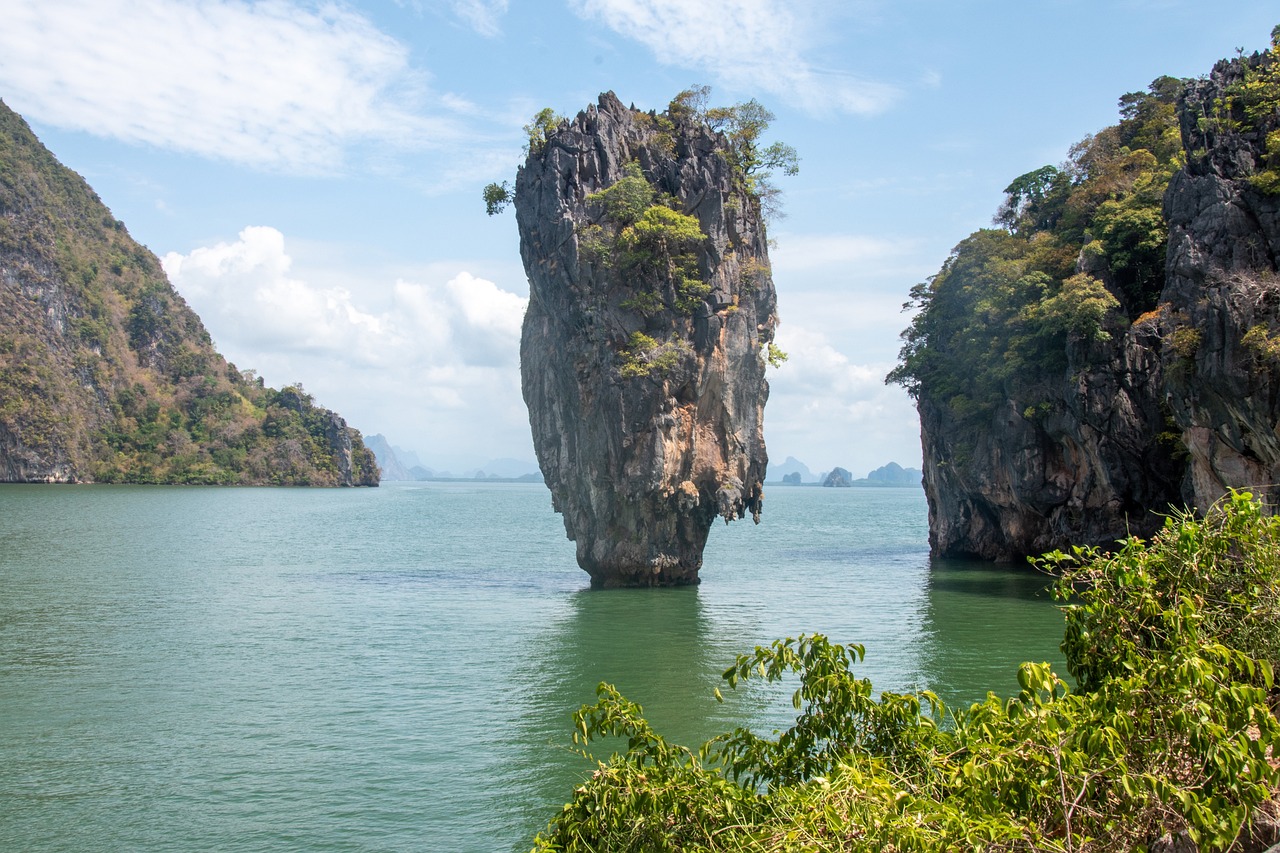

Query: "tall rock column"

xmin=515 ymin=92 xmax=778 ymax=587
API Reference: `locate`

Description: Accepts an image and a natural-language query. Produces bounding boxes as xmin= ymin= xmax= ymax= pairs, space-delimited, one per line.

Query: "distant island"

xmin=364 ymin=435 xmax=542 ymax=482
xmin=775 ymin=460 xmax=922 ymax=487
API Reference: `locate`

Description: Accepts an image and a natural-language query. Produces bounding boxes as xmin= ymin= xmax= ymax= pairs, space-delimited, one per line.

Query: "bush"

xmin=531 ymin=492 xmax=1280 ymax=852
xmin=618 ymin=332 xmax=690 ymax=378
xmin=584 ymin=162 xmax=711 ymax=315
xmin=888 ymin=74 xmax=1185 ymax=429
xmin=587 ymin=161 xmax=655 ymax=226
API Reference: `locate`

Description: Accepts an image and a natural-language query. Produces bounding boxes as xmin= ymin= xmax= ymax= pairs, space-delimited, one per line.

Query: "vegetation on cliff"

xmin=532 ymin=492 xmax=1280 ymax=852
xmin=886 ymin=69 xmax=1187 ymax=423
xmin=885 ymin=27 xmax=1280 ymax=560
xmin=0 ymin=99 xmax=378 ymax=485
xmin=1193 ymin=31 xmax=1280 ymax=195
xmin=890 ymin=25 xmax=1280 ymax=441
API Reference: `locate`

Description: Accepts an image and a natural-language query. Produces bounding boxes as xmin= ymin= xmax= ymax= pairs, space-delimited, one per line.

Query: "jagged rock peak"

xmin=515 ymin=91 xmax=779 ymax=586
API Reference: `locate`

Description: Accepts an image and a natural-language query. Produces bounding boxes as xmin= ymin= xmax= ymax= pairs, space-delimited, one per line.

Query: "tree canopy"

xmin=888 ymin=76 xmax=1184 ymax=427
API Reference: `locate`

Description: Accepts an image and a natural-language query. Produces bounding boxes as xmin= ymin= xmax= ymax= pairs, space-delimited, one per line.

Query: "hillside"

xmin=0 ymin=100 xmax=378 ymax=485
xmin=889 ymin=28 xmax=1280 ymax=559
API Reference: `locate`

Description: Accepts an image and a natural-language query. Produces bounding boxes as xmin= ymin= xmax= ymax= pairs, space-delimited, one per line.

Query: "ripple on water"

xmin=0 ymin=482 xmax=1064 ymax=852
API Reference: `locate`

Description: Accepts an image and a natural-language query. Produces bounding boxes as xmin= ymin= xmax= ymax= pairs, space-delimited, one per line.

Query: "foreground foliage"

xmin=532 ymin=492 xmax=1280 ymax=852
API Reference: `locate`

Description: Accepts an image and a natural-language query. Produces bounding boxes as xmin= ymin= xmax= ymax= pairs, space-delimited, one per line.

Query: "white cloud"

xmin=410 ymin=141 xmax=524 ymax=195
xmin=161 ymin=227 xmax=532 ymax=466
xmin=392 ymin=0 xmax=509 ymax=36
xmin=568 ymin=0 xmax=899 ymax=115
xmin=771 ymin=233 xmax=920 ymax=272
xmin=450 ymin=0 xmax=509 ymax=36
xmin=392 ymin=271 xmax=526 ymax=367
xmin=748 ymin=230 xmax=929 ymax=470
xmin=765 ymin=325 xmax=921 ymax=475
xmin=768 ymin=231 xmax=933 ymax=363
xmin=162 ymin=226 xmax=389 ymax=362
xmin=0 ymin=0 xmax=447 ymax=172
xmin=441 ymin=92 xmax=483 ymax=114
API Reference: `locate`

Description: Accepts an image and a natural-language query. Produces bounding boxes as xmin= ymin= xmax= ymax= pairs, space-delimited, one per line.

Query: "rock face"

xmin=1161 ymin=59 xmax=1280 ymax=511
xmin=515 ymin=92 xmax=778 ymax=586
xmin=916 ymin=46 xmax=1280 ymax=560
xmin=920 ymin=321 xmax=1183 ymax=559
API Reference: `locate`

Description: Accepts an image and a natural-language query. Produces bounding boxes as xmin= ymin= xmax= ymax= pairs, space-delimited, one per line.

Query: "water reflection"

xmin=538 ymin=588 xmax=717 ymax=730
xmin=0 ymin=484 xmax=1076 ymax=853
xmin=917 ymin=557 xmax=1068 ymax=709
xmin=505 ymin=585 xmax=768 ymax=848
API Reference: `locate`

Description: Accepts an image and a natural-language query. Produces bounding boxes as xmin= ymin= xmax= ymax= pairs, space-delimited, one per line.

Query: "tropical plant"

xmin=532 ymin=492 xmax=1280 ymax=852
xmin=483 ymin=181 xmax=512 ymax=216
xmin=584 ymin=162 xmax=711 ymax=316
xmin=524 ymin=107 xmax=564 ymax=154
xmin=617 ymin=332 xmax=690 ymax=378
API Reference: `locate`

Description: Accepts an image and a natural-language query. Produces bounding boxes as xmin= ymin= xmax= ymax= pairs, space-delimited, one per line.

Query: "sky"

xmin=0 ymin=1 xmax=1275 ymax=477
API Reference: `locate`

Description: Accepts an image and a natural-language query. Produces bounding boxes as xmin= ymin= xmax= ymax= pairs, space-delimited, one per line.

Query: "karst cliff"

xmin=893 ymin=32 xmax=1280 ymax=560
xmin=0 ymin=100 xmax=378 ymax=485
xmin=514 ymin=92 xmax=779 ymax=586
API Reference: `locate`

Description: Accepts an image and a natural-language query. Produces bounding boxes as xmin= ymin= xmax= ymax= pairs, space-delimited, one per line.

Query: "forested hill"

xmin=889 ymin=27 xmax=1280 ymax=560
xmin=0 ymin=100 xmax=378 ymax=485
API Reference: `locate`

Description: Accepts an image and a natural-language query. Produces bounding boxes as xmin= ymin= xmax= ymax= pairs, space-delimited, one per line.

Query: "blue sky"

xmin=1 ymin=1 xmax=1275 ymax=475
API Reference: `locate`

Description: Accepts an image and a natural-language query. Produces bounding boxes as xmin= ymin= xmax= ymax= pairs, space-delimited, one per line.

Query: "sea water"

xmin=0 ymin=482 xmax=1065 ymax=852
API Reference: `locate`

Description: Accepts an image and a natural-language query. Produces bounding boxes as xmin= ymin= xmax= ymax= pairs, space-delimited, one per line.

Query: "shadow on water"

xmin=916 ymin=557 xmax=1069 ymax=710
xmin=500 ymin=584 xmax=763 ymax=849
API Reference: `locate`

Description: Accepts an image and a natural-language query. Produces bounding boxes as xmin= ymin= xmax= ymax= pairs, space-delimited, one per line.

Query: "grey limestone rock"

xmin=1160 ymin=55 xmax=1280 ymax=511
xmin=921 ymin=317 xmax=1182 ymax=560
xmin=514 ymin=92 xmax=778 ymax=586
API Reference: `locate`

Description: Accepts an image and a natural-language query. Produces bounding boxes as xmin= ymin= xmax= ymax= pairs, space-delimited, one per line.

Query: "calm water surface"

xmin=0 ymin=482 xmax=1065 ymax=851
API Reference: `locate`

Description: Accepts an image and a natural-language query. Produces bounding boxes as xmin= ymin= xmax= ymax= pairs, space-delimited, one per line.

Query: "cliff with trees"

xmin=492 ymin=89 xmax=791 ymax=585
xmin=0 ymin=99 xmax=378 ymax=486
xmin=889 ymin=29 xmax=1280 ymax=560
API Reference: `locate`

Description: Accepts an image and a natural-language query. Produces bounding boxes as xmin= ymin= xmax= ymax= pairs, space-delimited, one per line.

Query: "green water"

xmin=0 ymin=482 xmax=1065 ymax=851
